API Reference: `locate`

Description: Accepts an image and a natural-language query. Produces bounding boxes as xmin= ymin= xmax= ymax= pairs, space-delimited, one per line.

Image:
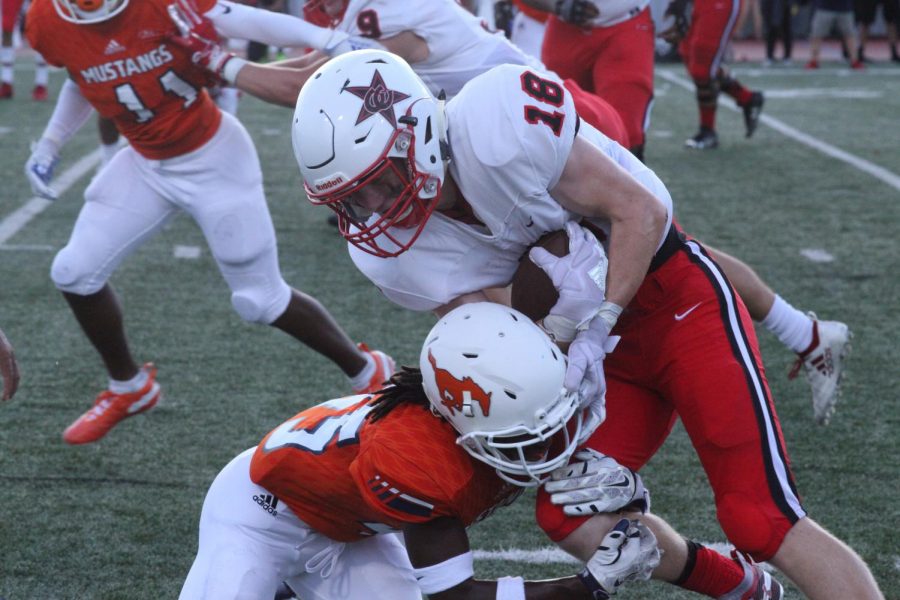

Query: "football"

xmin=509 ymin=229 xmax=570 ymax=322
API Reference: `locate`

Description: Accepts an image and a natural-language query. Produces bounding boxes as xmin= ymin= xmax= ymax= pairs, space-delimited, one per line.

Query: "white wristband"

xmin=412 ymin=551 xmax=474 ymax=595
xmin=221 ymin=56 xmax=248 ymax=85
xmin=496 ymin=576 xmax=526 ymax=600
xmin=591 ymin=301 xmax=623 ymax=332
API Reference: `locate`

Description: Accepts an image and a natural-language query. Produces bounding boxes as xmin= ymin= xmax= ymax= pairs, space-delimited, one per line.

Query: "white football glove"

xmin=577 ymin=519 xmax=660 ymax=598
xmin=25 ymin=138 xmax=60 ymax=200
xmin=546 ymin=450 xmax=650 ymax=516
xmin=529 ymin=221 xmax=608 ymax=343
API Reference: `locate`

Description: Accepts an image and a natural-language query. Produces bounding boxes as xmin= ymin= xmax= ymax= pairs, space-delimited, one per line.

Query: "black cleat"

xmin=685 ymin=127 xmax=719 ymax=149
xmin=742 ymin=92 xmax=764 ymax=138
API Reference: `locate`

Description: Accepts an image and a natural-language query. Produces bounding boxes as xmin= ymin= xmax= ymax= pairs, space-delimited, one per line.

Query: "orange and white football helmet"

xmin=52 ymin=0 xmax=129 ymax=23
xmin=420 ymin=303 xmax=583 ymax=487
xmin=291 ymin=50 xmax=448 ymax=258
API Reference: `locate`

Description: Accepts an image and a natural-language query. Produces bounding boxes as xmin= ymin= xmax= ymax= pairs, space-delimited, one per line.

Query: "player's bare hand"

xmin=658 ymin=17 xmax=688 ymax=45
xmin=554 ymin=0 xmax=599 ymax=26
xmin=0 ymin=328 xmax=20 ymax=402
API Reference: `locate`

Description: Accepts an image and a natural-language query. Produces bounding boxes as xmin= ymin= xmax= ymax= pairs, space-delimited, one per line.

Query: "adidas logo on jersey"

xmin=253 ymin=493 xmax=279 ymax=517
xmin=104 ymin=39 xmax=126 ymax=56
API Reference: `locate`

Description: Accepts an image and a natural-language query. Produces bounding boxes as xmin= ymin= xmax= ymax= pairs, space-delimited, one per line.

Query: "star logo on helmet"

xmin=343 ymin=69 xmax=410 ymax=128
xmin=428 ymin=351 xmax=492 ymax=418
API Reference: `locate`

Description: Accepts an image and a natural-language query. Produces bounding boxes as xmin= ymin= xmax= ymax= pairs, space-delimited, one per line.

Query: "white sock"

xmin=348 ymin=353 xmax=376 ymax=390
xmin=34 ymin=55 xmax=48 ymax=86
xmin=761 ymin=295 xmax=814 ymax=354
xmin=100 ymin=142 xmax=120 ymax=166
xmin=1 ymin=47 xmax=14 ymax=84
xmin=109 ymin=368 xmax=149 ymax=394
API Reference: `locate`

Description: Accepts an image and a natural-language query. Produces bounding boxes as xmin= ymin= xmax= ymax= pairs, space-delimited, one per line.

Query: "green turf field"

xmin=1 ymin=58 xmax=898 ymax=599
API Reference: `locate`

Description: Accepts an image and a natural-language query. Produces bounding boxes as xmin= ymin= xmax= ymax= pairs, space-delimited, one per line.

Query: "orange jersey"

xmin=250 ymin=395 xmax=521 ymax=542
xmin=25 ymin=0 xmax=221 ymax=159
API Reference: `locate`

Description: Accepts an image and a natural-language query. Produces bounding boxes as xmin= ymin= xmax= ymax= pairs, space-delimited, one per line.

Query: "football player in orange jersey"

xmin=0 ymin=326 xmax=19 ymax=401
xmin=181 ymin=303 xmax=661 ymax=600
xmin=21 ymin=0 xmax=394 ymax=445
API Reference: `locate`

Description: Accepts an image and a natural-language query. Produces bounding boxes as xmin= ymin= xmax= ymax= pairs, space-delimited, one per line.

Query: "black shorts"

xmin=855 ymin=0 xmax=899 ymax=25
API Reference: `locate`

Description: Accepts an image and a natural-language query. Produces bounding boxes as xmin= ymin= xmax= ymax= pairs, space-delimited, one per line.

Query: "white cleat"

xmin=789 ymin=313 xmax=851 ymax=426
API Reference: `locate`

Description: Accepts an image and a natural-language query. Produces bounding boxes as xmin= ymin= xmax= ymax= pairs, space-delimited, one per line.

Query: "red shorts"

xmin=542 ymin=8 xmax=655 ymax=149
xmin=680 ymin=0 xmax=742 ymax=80
xmin=2 ymin=0 xmax=24 ymax=32
xmin=537 ymin=231 xmax=805 ymax=561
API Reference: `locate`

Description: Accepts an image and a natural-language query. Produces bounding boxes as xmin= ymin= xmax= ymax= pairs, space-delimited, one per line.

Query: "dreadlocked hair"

xmin=367 ymin=365 xmax=430 ymax=423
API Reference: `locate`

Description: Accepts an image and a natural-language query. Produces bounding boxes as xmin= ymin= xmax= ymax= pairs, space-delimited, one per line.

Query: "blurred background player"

xmin=0 ymin=326 xmax=19 ymax=402
xmin=761 ymin=0 xmax=797 ymax=64
xmin=1 ymin=0 xmax=48 ymax=99
xmin=805 ymin=0 xmax=865 ymax=67
xmin=181 ymin=303 xmax=660 ymax=600
xmin=22 ymin=0 xmax=394 ymax=445
xmin=516 ymin=0 xmax=656 ymax=161
xmin=855 ymin=0 xmax=900 ymax=62
xmin=661 ymin=0 xmax=765 ymax=149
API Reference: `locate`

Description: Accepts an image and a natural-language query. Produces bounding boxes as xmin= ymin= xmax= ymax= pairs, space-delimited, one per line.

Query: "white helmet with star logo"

xmin=292 ymin=50 xmax=449 ymax=257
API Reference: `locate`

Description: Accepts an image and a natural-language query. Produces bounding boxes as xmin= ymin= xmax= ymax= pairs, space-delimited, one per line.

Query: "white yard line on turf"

xmin=0 ymin=149 xmax=101 ymax=246
xmin=656 ymin=69 xmax=900 ymax=193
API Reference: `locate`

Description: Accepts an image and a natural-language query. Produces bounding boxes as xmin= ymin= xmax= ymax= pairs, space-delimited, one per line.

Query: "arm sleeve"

xmin=40 ymin=79 xmax=95 ymax=150
xmin=206 ymin=0 xmax=345 ymax=51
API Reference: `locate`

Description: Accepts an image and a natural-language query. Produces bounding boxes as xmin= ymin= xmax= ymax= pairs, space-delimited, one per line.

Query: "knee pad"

xmin=50 ymin=247 xmax=106 ymax=295
xmin=716 ymin=493 xmax=789 ymax=561
xmin=230 ymin=280 xmax=291 ymax=324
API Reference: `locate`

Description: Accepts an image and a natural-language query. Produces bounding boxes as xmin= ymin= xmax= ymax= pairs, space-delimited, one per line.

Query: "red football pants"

xmin=542 ymin=9 xmax=655 ymax=149
xmin=537 ymin=235 xmax=805 ymax=561
xmin=565 ymin=78 xmax=629 ymax=148
xmin=680 ymin=0 xmax=743 ymax=80
xmin=2 ymin=0 xmax=24 ymax=33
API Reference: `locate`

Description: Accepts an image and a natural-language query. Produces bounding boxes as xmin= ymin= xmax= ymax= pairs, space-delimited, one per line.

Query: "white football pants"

xmin=51 ymin=111 xmax=291 ymax=325
xmin=180 ymin=448 xmax=421 ymax=600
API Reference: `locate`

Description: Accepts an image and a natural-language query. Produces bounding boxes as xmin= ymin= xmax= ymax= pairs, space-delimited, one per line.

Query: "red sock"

xmin=699 ymin=105 xmax=717 ymax=130
xmin=676 ymin=542 xmax=745 ymax=597
xmin=719 ymin=74 xmax=754 ymax=105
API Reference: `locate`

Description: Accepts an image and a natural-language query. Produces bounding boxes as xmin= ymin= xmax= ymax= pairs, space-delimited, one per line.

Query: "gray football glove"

xmin=577 ymin=519 xmax=660 ymax=598
xmin=546 ymin=449 xmax=650 ymax=515
xmin=25 ymin=138 xmax=60 ymax=200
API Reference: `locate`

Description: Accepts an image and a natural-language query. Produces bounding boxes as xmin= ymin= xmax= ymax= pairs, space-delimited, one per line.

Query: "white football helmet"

xmin=292 ymin=50 xmax=448 ymax=258
xmin=52 ymin=0 xmax=129 ymax=23
xmin=420 ymin=303 xmax=583 ymax=487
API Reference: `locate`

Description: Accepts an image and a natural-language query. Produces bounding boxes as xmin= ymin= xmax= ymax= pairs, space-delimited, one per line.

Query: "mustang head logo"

xmin=428 ymin=350 xmax=492 ymax=418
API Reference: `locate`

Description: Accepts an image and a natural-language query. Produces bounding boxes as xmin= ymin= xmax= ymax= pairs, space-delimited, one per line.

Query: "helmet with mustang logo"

xmin=419 ymin=303 xmax=582 ymax=487
xmin=291 ymin=49 xmax=449 ymax=258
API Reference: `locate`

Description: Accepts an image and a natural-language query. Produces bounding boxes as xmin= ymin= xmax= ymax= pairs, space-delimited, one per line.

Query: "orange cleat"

xmin=63 ymin=363 xmax=161 ymax=445
xmin=353 ymin=343 xmax=396 ymax=394
xmin=32 ymin=85 xmax=48 ymax=101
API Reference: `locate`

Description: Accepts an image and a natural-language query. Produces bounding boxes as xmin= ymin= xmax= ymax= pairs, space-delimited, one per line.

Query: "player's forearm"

xmin=39 ymin=79 xmax=94 ymax=150
xmin=232 ymin=63 xmax=312 ymax=108
xmin=208 ymin=0 xmax=343 ymax=52
xmin=604 ymin=197 xmax=665 ymax=308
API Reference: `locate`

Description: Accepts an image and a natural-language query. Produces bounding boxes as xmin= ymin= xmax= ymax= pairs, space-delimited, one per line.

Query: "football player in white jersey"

xmin=289 ymin=50 xmax=884 ymax=600
xmin=173 ymin=0 xmax=852 ymax=427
